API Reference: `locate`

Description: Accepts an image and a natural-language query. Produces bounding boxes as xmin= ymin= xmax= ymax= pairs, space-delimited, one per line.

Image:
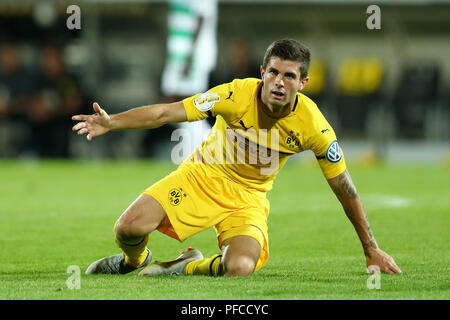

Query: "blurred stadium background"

xmin=0 ymin=0 xmax=449 ymax=164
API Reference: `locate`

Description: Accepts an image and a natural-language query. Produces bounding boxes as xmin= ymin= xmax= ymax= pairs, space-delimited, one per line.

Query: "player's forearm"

xmin=109 ymin=104 xmax=166 ymax=130
xmin=328 ymin=170 xmax=378 ymax=252
xmin=340 ymin=197 xmax=378 ymax=251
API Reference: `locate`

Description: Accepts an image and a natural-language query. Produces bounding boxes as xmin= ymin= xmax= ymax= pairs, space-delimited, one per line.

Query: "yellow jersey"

xmin=182 ymin=78 xmax=346 ymax=192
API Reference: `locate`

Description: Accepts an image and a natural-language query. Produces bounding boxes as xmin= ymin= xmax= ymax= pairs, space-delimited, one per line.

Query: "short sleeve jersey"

xmin=182 ymin=78 xmax=346 ymax=192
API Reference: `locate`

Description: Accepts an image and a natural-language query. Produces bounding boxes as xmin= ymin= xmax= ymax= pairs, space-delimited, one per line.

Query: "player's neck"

xmin=265 ymin=103 xmax=290 ymax=119
xmin=259 ymin=88 xmax=296 ymax=119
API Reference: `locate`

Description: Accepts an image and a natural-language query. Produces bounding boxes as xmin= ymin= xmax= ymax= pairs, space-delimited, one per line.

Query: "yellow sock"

xmin=113 ymin=221 xmax=149 ymax=268
xmin=184 ymin=254 xmax=222 ymax=276
xmin=115 ymin=234 xmax=149 ymax=268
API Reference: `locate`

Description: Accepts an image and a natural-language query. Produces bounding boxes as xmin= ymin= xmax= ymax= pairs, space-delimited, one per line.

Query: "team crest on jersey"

xmin=285 ymin=131 xmax=300 ymax=149
xmin=168 ymin=188 xmax=186 ymax=206
xmin=193 ymin=92 xmax=220 ymax=112
xmin=326 ymin=140 xmax=342 ymax=163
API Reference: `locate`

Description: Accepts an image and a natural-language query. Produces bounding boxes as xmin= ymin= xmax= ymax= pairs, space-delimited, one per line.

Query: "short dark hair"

xmin=262 ymin=39 xmax=311 ymax=80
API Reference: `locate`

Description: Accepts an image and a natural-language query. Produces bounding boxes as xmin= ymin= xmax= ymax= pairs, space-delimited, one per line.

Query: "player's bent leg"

xmin=182 ymin=234 xmax=262 ymax=277
xmin=115 ymin=193 xmax=167 ymax=242
xmin=86 ymin=194 xmax=167 ymax=275
xmin=115 ymin=194 xmax=167 ymax=268
xmin=220 ymin=235 xmax=262 ymax=277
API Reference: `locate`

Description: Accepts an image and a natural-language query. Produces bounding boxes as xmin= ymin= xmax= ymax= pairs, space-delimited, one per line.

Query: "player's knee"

xmin=114 ymin=216 xmax=143 ymax=241
xmin=223 ymin=256 xmax=256 ymax=277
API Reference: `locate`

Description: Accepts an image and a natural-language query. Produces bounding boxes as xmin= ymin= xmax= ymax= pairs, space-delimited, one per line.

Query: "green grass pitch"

xmin=0 ymin=159 xmax=449 ymax=300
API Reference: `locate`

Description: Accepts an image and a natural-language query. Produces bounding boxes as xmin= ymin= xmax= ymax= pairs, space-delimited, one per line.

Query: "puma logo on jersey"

xmin=225 ymin=91 xmax=234 ymax=102
xmin=239 ymin=120 xmax=253 ymax=131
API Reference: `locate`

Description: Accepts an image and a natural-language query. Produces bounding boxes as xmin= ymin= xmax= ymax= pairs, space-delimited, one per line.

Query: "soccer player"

xmin=72 ymin=39 xmax=402 ymax=277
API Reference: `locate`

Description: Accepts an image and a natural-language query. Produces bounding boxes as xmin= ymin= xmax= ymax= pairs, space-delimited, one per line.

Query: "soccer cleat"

xmin=138 ymin=247 xmax=203 ymax=276
xmin=85 ymin=248 xmax=152 ymax=275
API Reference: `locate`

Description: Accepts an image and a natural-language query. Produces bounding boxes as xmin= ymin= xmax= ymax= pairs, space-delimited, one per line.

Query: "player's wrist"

xmin=108 ymin=114 xmax=120 ymax=130
xmin=362 ymin=239 xmax=378 ymax=253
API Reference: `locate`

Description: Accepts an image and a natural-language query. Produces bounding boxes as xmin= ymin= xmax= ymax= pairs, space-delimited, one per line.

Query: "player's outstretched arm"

xmin=72 ymin=101 xmax=187 ymax=141
xmin=327 ymin=170 xmax=402 ymax=274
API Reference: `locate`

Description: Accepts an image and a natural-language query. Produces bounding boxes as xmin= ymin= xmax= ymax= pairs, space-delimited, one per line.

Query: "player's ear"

xmin=299 ymin=76 xmax=309 ymax=91
xmin=260 ymin=65 xmax=265 ymax=79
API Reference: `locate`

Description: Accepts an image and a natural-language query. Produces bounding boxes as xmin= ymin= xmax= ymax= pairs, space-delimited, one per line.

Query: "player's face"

xmin=260 ymin=57 xmax=309 ymax=115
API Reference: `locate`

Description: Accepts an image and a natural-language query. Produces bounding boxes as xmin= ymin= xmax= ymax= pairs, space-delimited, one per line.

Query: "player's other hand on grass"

xmin=365 ymin=247 xmax=402 ymax=274
xmin=72 ymin=102 xmax=111 ymax=141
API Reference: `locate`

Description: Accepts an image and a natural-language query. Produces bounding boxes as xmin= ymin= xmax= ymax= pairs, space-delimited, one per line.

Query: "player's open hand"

xmin=365 ymin=247 xmax=402 ymax=274
xmin=72 ymin=102 xmax=111 ymax=141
